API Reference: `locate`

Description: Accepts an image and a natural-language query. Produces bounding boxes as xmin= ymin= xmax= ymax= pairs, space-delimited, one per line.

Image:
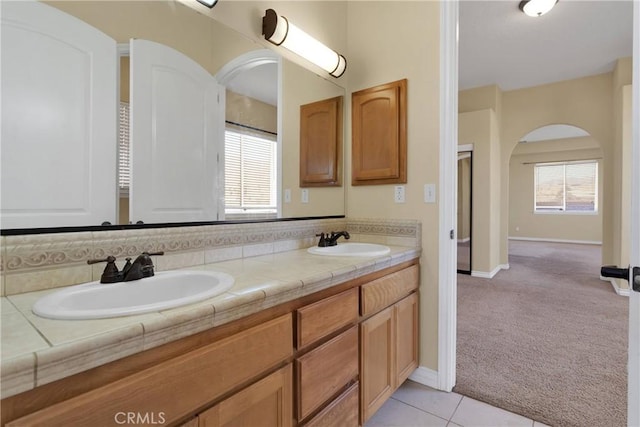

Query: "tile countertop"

xmin=0 ymin=244 xmax=420 ymax=399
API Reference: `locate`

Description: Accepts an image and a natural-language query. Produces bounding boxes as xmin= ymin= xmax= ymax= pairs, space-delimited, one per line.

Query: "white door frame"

xmin=438 ymin=2 xmax=640 ymax=424
xmin=627 ymin=2 xmax=640 ymax=425
xmin=438 ymin=0 xmax=459 ymax=392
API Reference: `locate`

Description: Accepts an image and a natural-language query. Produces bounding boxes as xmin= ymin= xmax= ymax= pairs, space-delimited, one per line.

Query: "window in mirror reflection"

xmin=118 ymin=102 xmax=131 ymax=225
xmin=224 ymin=127 xmax=277 ymax=220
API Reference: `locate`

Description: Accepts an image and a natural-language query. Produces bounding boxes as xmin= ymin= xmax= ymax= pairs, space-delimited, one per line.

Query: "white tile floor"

xmin=365 ymin=380 xmax=551 ymax=427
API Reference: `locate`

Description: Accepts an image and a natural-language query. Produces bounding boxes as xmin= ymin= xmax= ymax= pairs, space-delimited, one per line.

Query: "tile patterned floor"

xmin=365 ymin=380 xmax=551 ymax=427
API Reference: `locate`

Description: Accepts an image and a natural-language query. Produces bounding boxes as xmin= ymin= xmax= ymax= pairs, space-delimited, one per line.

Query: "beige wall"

xmin=225 ymin=90 xmax=277 ymax=134
xmin=509 ymin=137 xmax=603 ymax=243
xmin=346 ymin=1 xmax=441 ymax=370
xmin=500 ymin=73 xmax=615 ymax=267
xmin=461 ymin=62 xmax=632 ymax=291
xmin=458 ymin=109 xmax=501 ymax=275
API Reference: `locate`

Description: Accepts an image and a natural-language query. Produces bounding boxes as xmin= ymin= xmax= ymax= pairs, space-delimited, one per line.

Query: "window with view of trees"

xmin=534 ymin=161 xmax=598 ymax=213
xmin=224 ymin=128 xmax=277 ymax=219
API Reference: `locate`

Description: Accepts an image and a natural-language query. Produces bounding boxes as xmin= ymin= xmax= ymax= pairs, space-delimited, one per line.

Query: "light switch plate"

xmin=284 ymin=189 xmax=291 ymax=203
xmin=301 ymin=189 xmax=309 ymax=203
xmin=424 ymin=184 xmax=436 ymax=203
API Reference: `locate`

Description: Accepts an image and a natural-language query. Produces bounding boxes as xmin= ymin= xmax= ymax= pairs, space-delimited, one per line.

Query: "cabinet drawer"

xmin=361 ymin=265 xmax=419 ymax=316
xmin=297 ymin=287 xmax=359 ymax=350
xmin=198 ymin=364 xmax=293 ymax=427
xmin=304 ymin=382 xmax=359 ymax=427
xmin=8 ymin=314 xmax=293 ymax=427
xmin=296 ymin=326 xmax=359 ymax=421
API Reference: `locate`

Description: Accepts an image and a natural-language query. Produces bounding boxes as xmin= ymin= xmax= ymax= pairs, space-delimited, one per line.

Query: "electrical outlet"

xmin=394 ymin=185 xmax=405 ymax=203
xmin=301 ymin=189 xmax=309 ymax=203
xmin=424 ymin=184 xmax=436 ymax=203
xmin=284 ymin=189 xmax=291 ymax=203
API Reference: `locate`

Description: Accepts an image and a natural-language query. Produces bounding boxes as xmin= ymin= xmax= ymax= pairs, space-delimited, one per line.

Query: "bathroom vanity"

xmin=0 ymin=244 xmax=419 ymax=427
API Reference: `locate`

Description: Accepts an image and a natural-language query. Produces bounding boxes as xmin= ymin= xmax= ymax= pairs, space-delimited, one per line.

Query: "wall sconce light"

xmin=519 ymin=0 xmax=558 ymax=17
xmin=262 ymin=9 xmax=346 ymax=78
xmin=196 ymin=0 xmax=218 ymax=8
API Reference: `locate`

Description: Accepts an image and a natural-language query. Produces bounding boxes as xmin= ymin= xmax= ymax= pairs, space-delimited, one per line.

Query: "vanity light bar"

xmin=196 ymin=0 xmax=218 ymax=9
xmin=262 ymin=9 xmax=346 ymax=78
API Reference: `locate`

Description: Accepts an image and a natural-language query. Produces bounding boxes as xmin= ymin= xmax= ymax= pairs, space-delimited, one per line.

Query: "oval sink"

xmin=307 ymin=243 xmax=391 ymax=257
xmin=32 ymin=270 xmax=234 ymax=320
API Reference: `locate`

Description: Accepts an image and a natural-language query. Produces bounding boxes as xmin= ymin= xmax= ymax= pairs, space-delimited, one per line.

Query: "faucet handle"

xmin=316 ymin=232 xmax=330 ymax=247
xmin=87 ymin=255 xmax=116 ymax=265
xmin=87 ymin=255 xmax=122 ymax=283
xmin=145 ymin=251 xmax=165 ymax=257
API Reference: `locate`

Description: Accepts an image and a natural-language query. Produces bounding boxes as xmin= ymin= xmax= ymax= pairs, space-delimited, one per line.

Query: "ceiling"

xmin=226 ymin=63 xmax=278 ymax=106
xmin=459 ymin=0 xmax=634 ymax=91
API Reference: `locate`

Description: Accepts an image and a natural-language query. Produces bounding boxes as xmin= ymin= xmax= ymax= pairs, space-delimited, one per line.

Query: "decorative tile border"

xmin=346 ymin=218 xmax=421 ymax=238
xmin=0 ymin=217 xmax=420 ymax=295
xmin=5 ymin=232 xmax=93 ymax=272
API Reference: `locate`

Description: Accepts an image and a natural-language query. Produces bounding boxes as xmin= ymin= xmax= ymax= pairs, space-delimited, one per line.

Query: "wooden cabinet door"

xmin=395 ymin=293 xmax=419 ymax=385
xmin=351 ymin=79 xmax=407 ymax=185
xmin=360 ymin=306 xmax=394 ymax=424
xmin=299 ymin=96 xmax=343 ymax=187
xmin=198 ymin=364 xmax=293 ymax=427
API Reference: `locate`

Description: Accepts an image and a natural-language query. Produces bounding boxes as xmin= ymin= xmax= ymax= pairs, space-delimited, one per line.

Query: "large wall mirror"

xmin=0 ymin=0 xmax=345 ymax=232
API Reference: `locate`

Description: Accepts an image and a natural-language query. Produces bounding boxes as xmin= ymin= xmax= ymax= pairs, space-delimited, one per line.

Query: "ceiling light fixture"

xmin=519 ymin=0 xmax=558 ymax=17
xmin=262 ymin=9 xmax=346 ymax=78
xmin=196 ymin=0 xmax=218 ymax=9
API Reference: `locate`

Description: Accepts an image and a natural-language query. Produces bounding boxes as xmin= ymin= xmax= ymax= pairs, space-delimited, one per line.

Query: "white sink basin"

xmin=307 ymin=243 xmax=391 ymax=257
xmin=32 ymin=270 xmax=234 ymax=320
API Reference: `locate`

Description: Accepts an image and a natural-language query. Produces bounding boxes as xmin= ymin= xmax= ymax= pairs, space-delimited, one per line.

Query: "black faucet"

xmin=87 ymin=252 xmax=165 ymax=283
xmin=316 ymin=231 xmax=350 ymax=247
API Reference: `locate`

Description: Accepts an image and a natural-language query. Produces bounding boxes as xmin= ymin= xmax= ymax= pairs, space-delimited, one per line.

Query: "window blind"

xmin=534 ymin=161 xmax=598 ymax=212
xmin=224 ymin=129 xmax=277 ymax=213
xmin=118 ymin=102 xmax=130 ymax=196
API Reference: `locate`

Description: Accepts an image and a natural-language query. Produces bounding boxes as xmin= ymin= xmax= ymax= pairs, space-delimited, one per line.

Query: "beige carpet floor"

xmin=454 ymin=240 xmax=628 ymax=427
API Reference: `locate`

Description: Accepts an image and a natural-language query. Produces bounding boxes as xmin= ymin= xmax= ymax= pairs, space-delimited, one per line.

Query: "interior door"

xmin=601 ymin=6 xmax=640 ymax=424
xmin=129 ymin=39 xmax=221 ymax=224
xmin=1 ymin=1 xmax=117 ymax=228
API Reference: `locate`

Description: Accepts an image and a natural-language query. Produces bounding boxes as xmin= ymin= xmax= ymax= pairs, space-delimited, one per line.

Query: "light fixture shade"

xmin=196 ymin=0 xmax=218 ymax=9
xmin=262 ymin=9 xmax=346 ymax=78
xmin=519 ymin=0 xmax=558 ymax=17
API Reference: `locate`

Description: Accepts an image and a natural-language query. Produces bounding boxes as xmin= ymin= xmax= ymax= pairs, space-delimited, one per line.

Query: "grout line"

xmin=389 ymin=396 xmax=451 ymax=424
xmin=449 ymin=395 xmax=465 ymax=422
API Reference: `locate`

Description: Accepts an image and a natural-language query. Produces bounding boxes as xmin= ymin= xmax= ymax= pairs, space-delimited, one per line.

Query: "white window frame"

xmin=533 ymin=160 xmax=599 ymax=215
xmin=224 ymin=125 xmax=278 ymax=219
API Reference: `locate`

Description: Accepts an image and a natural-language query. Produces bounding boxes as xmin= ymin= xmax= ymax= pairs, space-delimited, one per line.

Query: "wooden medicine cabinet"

xmin=351 ymin=79 xmax=407 ymax=185
xmin=299 ymin=96 xmax=344 ymax=187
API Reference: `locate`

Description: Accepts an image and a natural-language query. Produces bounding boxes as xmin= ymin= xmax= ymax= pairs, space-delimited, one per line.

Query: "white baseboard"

xmin=600 ymin=276 xmax=631 ymax=296
xmin=471 ymin=264 xmax=508 ymax=279
xmin=408 ymin=366 xmax=439 ymax=389
xmin=509 ymin=236 xmax=602 ymax=245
